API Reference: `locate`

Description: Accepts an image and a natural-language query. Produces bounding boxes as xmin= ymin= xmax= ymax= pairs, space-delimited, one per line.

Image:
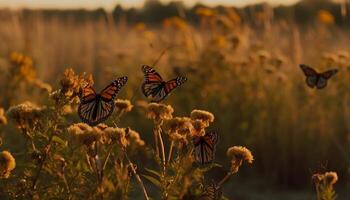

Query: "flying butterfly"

xmin=141 ymin=65 xmax=187 ymax=102
xmin=78 ymin=77 xmax=128 ymax=126
xmin=300 ymin=64 xmax=338 ymax=89
xmin=197 ymin=181 xmax=222 ymax=200
xmin=193 ymin=131 xmax=218 ymax=165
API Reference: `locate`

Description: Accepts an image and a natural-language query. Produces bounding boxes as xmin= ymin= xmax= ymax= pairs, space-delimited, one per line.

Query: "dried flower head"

xmin=163 ymin=117 xmax=192 ymax=134
xmin=324 ymin=171 xmax=338 ymax=186
xmin=115 ymin=99 xmax=133 ymax=113
xmin=190 ymin=110 xmax=214 ymax=125
xmin=146 ymin=103 xmax=174 ymax=121
xmin=7 ymin=102 xmax=44 ymax=129
xmin=169 ymin=132 xmax=188 ymax=148
xmin=312 ymin=173 xmax=324 ymax=185
xmin=190 ymin=119 xmax=208 ymax=137
xmin=126 ymin=128 xmax=145 ymax=147
xmin=0 ymin=151 xmax=16 ymax=178
xmin=103 ymin=127 xmax=128 ymax=148
xmin=67 ymin=123 xmax=103 ymax=146
xmin=227 ymin=146 xmax=253 ymax=174
xmin=0 ymin=108 xmax=7 ymax=125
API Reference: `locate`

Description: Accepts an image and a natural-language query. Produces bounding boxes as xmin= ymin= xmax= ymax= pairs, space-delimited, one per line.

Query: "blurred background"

xmin=1 ymin=0 xmax=350 ymax=199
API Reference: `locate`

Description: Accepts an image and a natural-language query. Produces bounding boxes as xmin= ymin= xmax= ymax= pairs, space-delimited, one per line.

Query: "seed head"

xmin=190 ymin=110 xmax=214 ymax=124
xmin=115 ymin=99 xmax=133 ymax=113
xmin=146 ymin=103 xmax=174 ymax=121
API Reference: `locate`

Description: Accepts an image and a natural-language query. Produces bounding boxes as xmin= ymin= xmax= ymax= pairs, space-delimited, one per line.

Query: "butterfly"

xmin=141 ymin=65 xmax=187 ymax=102
xmin=193 ymin=131 xmax=218 ymax=165
xmin=78 ymin=77 xmax=128 ymax=126
xmin=300 ymin=64 xmax=338 ymax=89
xmin=197 ymin=181 xmax=222 ymax=200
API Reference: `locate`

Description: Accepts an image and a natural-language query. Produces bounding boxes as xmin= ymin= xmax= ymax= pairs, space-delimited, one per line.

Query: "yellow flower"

xmin=324 ymin=171 xmax=338 ymax=186
xmin=146 ymin=103 xmax=174 ymax=121
xmin=0 ymin=108 xmax=7 ymax=125
xmin=103 ymin=127 xmax=128 ymax=148
xmin=126 ymin=128 xmax=145 ymax=147
xmin=190 ymin=109 xmax=214 ymax=124
xmin=169 ymin=132 xmax=188 ymax=148
xmin=67 ymin=123 xmax=103 ymax=146
xmin=317 ymin=10 xmax=334 ymax=25
xmin=163 ymin=16 xmax=189 ymax=32
xmin=60 ymin=68 xmax=81 ymax=96
xmin=115 ymin=99 xmax=133 ymax=113
xmin=163 ymin=117 xmax=192 ymax=134
xmin=190 ymin=119 xmax=208 ymax=137
xmin=7 ymin=102 xmax=44 ymax=129
xmin=0 ymin=151 xmax=16 ymax=179
xmin=226 ymin=146 xmax=253 ymax=174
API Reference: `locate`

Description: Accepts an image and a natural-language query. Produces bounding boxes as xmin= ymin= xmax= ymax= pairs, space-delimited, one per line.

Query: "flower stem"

xmin=123 ymin=151 xmax=150 ymax=200
xmin=217 ymin=172 xmax=234 ymax=188
xmin=167 ymin=141 xmax=174 ymax=164
xmin=157 ymin=127 xmax=166 ymax=172
xmin=153 ymin=126 xmax=160 ymax=159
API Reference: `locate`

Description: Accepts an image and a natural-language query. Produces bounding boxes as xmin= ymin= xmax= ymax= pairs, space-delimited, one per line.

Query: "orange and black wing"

xmin=79 ymin=85 xmax=97 ymax=103
xmin=193 ymin=131 xmax=218 ymax=165
xmin=78 ymin=77 xmax=128 ymax=126
xmin=197 ymin=181 xmax=222 ymax=200
xmin=100 ymin=76 xmax=128 ymax=102
xmin=142 ymin=65 xmax=164 ymax=82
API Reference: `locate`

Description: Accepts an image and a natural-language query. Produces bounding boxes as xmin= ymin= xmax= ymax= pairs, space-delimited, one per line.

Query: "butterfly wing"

xmin=300 ymin=64 xmax=318 ymax=88
xmin=316 ymin=69 xmax=338 ymax=89
xmin=78 ymin=77 xmax=128 ymax=126
xmin=193 ymin=131 xmax=218 ymax=165
xmin=100 ymin=76 xmax=128 ymax=102
xmin=142 ymin=65 xmax=187 ymax=102
xmin=79 ymin=85 xmax=97 ymax=103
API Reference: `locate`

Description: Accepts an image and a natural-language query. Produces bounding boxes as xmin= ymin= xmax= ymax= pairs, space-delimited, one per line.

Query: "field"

xmin=0 ymin=1 xmax=350 ymax=199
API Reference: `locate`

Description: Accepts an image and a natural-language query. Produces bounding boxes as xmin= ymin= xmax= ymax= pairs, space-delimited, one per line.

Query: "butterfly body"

xmin=300 ymin=64 xmax=338 ymax=89
xmin=141 ymin=65 xmax=187 ymax=102
xmin=78 ymin=77 xmax=128 ymax=126
xmin=193 ymin=131 xmax=218 ymax=165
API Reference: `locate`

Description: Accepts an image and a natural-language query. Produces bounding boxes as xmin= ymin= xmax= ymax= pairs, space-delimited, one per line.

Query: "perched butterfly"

xmin=141 ymin=65 xmax=187 ymax=102
xmin=78 ymin=77 xmax=128 ymax=126
xmin=300 ymin=64 xmax=338 ymax=89
xmin=193 ymin=131 xmax=218 ymax=165
xmin=197 ymin=181 xmax=222 ymax=200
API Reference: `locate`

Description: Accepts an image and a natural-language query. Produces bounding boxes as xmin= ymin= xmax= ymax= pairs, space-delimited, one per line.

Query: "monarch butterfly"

xmin=78 ymin=77 xmax=128 ymax=126
xmin=300 ymin=64 xmax=338 ymax=89
xmin=197 ymin=181 xmax=222 ymax=200
xmin=193 ymin=131 xmax=218 ymax=165
xmin=141 ymin=65 xmax=187 ymax=102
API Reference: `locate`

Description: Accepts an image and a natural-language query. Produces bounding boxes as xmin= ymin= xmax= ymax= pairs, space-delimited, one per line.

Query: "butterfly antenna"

xmin=151 ymin=45 xmax=174 ymax=67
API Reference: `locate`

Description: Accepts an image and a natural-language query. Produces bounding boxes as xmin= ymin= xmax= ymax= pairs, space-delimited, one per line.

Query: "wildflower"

xmin=169 ymin=132 xmax=188 ymax=148
xmin=226 ymin=146 xmax=253 ymax=174
xmin=115 ymin=99 xmax=133 ymax=113
xmin=0 ymin=108 xmax=7 ymax=125
xmin=190 ymin=110 xmax=214 ymax=125
xmin=312 ymin=173 xmax=324 ymax=184
xmin=59 ymin=68 xmax=81 ymax=97
xmin=146 ymin=103 xmax=173 ymax=121
xmin=0 ymin=151 xmax=16 ymax=178
xmin=103 ymin=127 xmax=128 ymax=148
xmin=163 ymin=117 xmax=192 ymax=134
xmin=126 ymin=128 xmax=145 ymax=147
xmin=190 ymin=119 xmax=208 ymax=137
xmin=324 ymin=171 xmax=338 ymax=186
xmin=67 ymin=123 xmax=103 ymax=146
xmin=163 ymin=17 xmax=188 ymax=32
xmin=7 ymin=102 xmax=44 ymax=129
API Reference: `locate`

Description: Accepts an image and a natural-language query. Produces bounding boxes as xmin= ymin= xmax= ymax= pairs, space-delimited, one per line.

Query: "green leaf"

xmin=52 ymin=135 xmax=67 ymax=146
xmin=142 ymin=175 xmax=161 ymax=188
xmin=144 ymin=168 xmax=161 ymax=178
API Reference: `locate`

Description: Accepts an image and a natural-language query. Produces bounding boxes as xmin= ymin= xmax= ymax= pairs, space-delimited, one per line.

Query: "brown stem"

xmin=167 ymin=141 xmax=174 ymax=165
xmin=217 ymin=172 xmax=234 ymax=188
xmin=123 ymin=151 xmax=150 ymax=200
xmin=102 ymin=144 xmax=114 ymax=170
xmin=153 ymin=126 xmax=160 ymax=158
xmin=31 ymin=131 xmax=54 ymax=190
xmin=157 ymin=127 xmax=166 ymax=172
